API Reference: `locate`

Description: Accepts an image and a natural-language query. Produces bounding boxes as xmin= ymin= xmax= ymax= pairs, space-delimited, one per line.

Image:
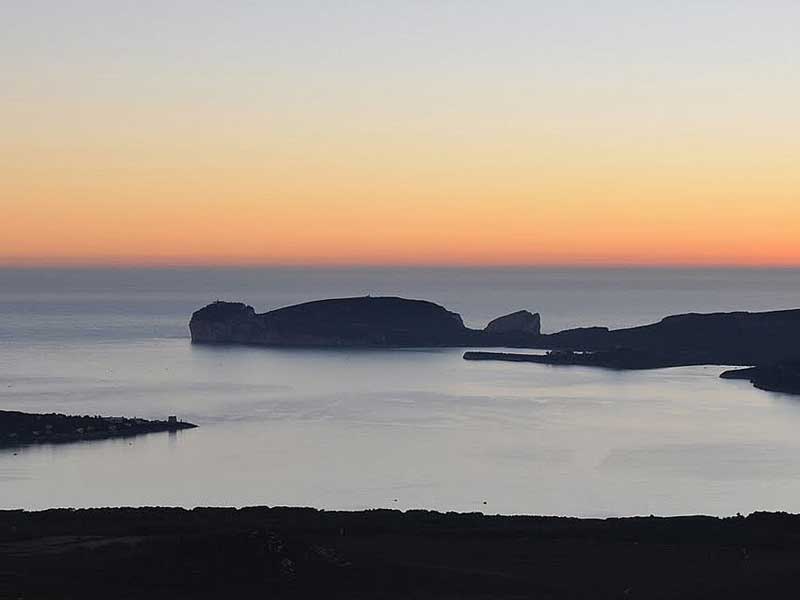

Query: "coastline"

xmin=0 ymin=410 xmax=197 ymax=448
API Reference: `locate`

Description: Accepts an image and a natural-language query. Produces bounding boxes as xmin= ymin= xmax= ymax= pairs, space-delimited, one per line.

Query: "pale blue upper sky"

xmin=2 ymin=1 xmax=799 ymax=266
xmin=5 ymin=1 xmax=797 ymax=100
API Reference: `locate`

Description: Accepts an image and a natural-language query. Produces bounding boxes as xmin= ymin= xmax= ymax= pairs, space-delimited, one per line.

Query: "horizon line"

xmin=2 ymin=259 xmax=800 ymax=270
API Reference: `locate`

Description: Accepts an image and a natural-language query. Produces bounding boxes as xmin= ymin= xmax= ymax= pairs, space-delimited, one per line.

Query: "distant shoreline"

xmin=0 ymin=410 xmax=197 ymax=448
xmin=189 ymin=297 xmax=800 ymax=395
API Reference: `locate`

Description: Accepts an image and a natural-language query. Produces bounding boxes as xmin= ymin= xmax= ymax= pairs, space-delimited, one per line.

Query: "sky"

xmin=2 ymin=1 xmax=798 ymax=267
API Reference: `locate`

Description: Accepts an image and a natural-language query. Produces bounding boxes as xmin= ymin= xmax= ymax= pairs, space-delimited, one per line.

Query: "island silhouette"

xmin=190 ymin=296 xmax=800 ymax=394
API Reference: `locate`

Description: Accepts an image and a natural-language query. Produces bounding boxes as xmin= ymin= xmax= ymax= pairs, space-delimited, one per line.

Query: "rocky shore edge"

xmin=465 ymin=352 xmax=800 ymax=395
xmin=720 ymin=362 xmax=800 ymax=395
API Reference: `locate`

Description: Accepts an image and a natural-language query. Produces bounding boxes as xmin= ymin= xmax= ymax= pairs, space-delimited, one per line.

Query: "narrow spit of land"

xmin=464 ymin=351 xmax=800 ymax=395
xmin=3 ymin=507 xmax=800 ymax=598
xmin=0 ymin=410 xmax=196 ymax=447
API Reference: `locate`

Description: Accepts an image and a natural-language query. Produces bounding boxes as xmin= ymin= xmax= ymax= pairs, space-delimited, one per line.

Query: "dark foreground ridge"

xmin=3 ymin=507 xmax=800 ymax=599
xmin=0 ymin=410 xmax=196 ymax=447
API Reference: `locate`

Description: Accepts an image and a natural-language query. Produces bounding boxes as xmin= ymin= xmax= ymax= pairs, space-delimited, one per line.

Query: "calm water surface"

xmin=1 ymin=267 xmax=799 ymax=515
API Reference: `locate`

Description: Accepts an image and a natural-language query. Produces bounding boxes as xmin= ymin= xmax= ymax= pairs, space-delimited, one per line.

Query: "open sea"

xmin=1 ymin=267 xmax=800 ymax=516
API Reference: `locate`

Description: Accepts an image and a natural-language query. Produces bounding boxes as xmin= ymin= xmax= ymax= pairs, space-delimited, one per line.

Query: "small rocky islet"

xmin=190 ymin=296 xmax=800 ymax=395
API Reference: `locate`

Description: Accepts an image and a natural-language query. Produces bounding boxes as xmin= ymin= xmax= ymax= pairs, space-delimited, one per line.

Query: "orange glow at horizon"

xmin=3 ymin=4 xmax=799 ymax=268
xmin=4 ymin=133 xmax=799 ymax=267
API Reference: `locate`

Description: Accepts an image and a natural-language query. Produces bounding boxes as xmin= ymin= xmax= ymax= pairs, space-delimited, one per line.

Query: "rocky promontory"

xmin=720 ymin=362 xmax=800 ymax=395
xmin=190 ymin=297 xmax=544 ymax=348
xmin=465 ymin=308 xmax=800 ymax=371
xmin=190 ymin=298 xmax=800 ymax=370
xmin=540 ymin=309 xmax=800 ymax=366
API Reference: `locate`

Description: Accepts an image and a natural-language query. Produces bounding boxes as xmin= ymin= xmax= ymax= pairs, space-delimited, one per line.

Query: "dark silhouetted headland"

xmin=189 ymin=297 xmax=541 ymax=347
xmin=467 ymin=311 xmax=800 ymax=394
xmin=535 ymin=309 xmax=800 ymax=366
xmin=190 ymin=298 xmax=800 ymax=375
xmin=721 ymin=362 xmax=800 ymax=395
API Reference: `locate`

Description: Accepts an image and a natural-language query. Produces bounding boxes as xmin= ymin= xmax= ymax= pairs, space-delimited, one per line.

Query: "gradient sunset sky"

xmin=3 ymin=1 xmax=798 ymax=267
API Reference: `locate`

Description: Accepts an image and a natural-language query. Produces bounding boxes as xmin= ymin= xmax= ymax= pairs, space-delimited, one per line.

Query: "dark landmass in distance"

xmin=190 ymin=297 xmax=542 ymax=348
xmin=0 ymin=410 xmax=196 ymax=448
xmin=467 ymin=353 xmax=800 ymax=396
xmin=721 ymin=362 xmax=800 ymax=395
xmin=4 ymin=507 xmax=800 ymax=598
xmin=190 ymin=297 xmax=800 ymax=393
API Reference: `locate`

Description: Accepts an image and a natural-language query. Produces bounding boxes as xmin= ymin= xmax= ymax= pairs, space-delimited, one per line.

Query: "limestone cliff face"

xmin=189 ymin=301 xmax=267 ymax=344
xmin=190 ymin=297 xmax=470 ymax=347
xmin=484 ymin=310 xmax=541 ymax=336
xmin=190 ymin=299 xmax=800 ymax=366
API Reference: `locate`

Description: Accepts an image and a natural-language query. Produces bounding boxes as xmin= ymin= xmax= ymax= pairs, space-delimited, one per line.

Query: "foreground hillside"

xmin=4 ymin=507 xmax=800 ymax=598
